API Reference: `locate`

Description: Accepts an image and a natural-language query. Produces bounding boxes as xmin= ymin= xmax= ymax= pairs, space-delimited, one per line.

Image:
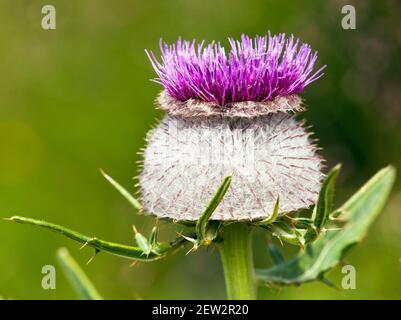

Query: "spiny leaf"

xmin=6 ymin=216 xmax=187 ymax=261
xmin=196 ymin=176 xmax=232 ymax=242
xmin=258 ymin=197 xmax=280 ymax=226
xmin=329 ymin=209 xmax=343 ymax=220
xmin=204 ymin=220 xmax=223 ymax=244
xmin=271 ymin=222 xmax=304 ymax=246
xmin=256 ymin=165 xmax=396 ymax=286
xmin=149 ymin=226 xmax=158 ymax=247
xmin=132 ymin=225 xmax=151 ymax=255
xmin=100 ymin=169 xmax=142 ymax=211
xmin=313 ymin=164 xmax=341 ymax=231
xmin=56 ymin=247 xmax=103 ymax=300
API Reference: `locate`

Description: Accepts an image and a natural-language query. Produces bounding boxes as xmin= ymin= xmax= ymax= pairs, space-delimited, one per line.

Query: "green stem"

xmin=218 ymin=223 xmax=256 ymax=300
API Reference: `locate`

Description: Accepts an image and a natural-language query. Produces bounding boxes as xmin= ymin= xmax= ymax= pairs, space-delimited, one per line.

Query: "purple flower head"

xmin=146 ymin=33 xmax=326 ymax=106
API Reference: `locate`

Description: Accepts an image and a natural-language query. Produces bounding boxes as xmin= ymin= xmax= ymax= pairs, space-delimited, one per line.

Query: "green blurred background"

xmin=0 ymin=0 xmax=400 ymax=299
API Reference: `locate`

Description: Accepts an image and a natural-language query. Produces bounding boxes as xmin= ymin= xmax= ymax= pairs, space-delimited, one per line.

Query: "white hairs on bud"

xmin=139 ymin=112 xmax=324 ymax=221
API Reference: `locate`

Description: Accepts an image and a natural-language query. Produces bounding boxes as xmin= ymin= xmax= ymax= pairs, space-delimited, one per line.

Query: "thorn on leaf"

xmin=86 ymin=249 xmax=100 ymax=265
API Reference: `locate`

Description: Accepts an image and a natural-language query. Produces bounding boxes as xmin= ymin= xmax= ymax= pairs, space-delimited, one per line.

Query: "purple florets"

xmin=146 ymin=33 xmax=326 ymax=106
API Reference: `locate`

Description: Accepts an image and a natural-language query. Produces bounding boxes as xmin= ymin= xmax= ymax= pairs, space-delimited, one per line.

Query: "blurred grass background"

xmin=0 ymin=0 xmax=400 ymax=299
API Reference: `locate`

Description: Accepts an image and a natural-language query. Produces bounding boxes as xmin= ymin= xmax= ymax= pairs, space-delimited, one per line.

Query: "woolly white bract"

xmin=139 ymin=109 xmax=323 ymax=221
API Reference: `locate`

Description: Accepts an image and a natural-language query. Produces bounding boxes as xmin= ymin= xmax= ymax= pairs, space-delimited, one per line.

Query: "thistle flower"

xmin=146 ymin=33 xmax=325 ymax=106
xmin=140 ymin=33 xmax=326 ymax=221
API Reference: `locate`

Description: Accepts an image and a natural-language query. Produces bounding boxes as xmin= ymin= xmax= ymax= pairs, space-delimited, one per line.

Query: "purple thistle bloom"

xmin=146 ymin=33 xmax=326 ymax=106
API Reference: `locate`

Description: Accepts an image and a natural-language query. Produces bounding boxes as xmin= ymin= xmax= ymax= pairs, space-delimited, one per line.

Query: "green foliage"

xmin=132 ymin=225 xmax=152 ymax=255
xmin=100 ymin=169 xmax=142 ymax=212
xmin=195 ymin=176 xmax=231 ymax=244
xmin=5 ymin=175 xmax=232 ymax=263
xmin=265 ymin=165 xmax=342 ymax=247
xmin=256 ymin=165 xmax=396 ymax=286
xmin=56 ymin=248 xmax=103 ymax=300
xmin=4 ymin=165 xmax=396 ymax=298
xmin=6 ymin=216 xmax=187 ymax=261
xmin=256 ymin=197 xmax=280 ymax=226
xmin=313 ymin=164 xmax=341 ymax=231
xmin=181 ymin=176 xmax=232 ymax=252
